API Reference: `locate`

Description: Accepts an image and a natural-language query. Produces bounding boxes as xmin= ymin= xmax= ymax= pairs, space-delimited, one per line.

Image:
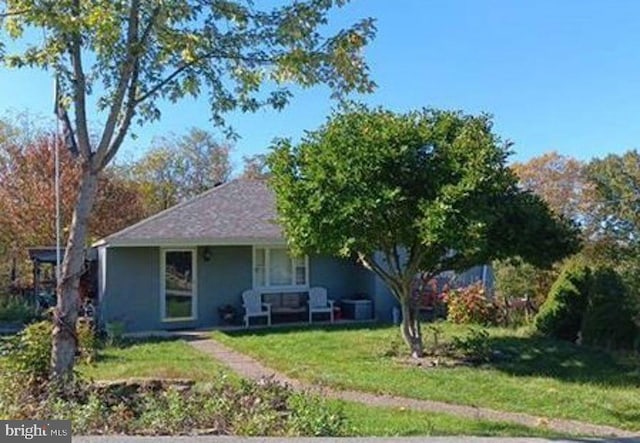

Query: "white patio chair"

xmin=308 ymin=287 xmax=334 ymax=323
xmin=242 ymin=289 xmax=271 ymax=327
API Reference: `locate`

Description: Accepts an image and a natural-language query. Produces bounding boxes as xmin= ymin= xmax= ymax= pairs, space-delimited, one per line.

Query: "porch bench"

xmin=262 ymin=292 xmax=308 ymax=320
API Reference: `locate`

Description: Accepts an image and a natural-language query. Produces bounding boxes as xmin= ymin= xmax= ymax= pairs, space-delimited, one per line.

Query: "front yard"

xmin=77 ymin=336 xmax=565 ymax=437
xmin=212 ymin=323 xmax=640 ymax=432
xmin=80 ymin=339 xmax=231 ymax=382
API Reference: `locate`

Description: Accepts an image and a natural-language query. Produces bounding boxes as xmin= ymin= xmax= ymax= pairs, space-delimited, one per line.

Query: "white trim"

xmin=252 ymin=245 xmax=310 ymax=291
xmin=160 ymin=248 xmax=198 ymax=322
xmin=97 ymin=246 xmax=107 ymax=303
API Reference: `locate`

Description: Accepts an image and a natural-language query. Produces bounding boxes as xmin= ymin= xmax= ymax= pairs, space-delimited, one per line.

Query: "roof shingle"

xmin=100 ymin=179 xmax=282 ymax=246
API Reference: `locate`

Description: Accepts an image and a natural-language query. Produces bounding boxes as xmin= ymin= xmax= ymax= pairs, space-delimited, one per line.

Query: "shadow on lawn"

xmin=484 ymin=334 xmax=640 ymax=388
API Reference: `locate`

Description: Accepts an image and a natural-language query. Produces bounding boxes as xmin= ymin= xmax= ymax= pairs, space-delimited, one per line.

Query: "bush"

xmin=535 ymin=260 xmax=640 ymax=350
xmin=0 ymin=320 xmax=52 ymax=384
xmin=446 ymin=282 xmax=498 ymax=326
xmin=493 ymin=258 xmax=557 ymax=308
xmin=452 ymin=327 xmax=493 ymax=364
xmin=581 ymin=267 xmax=638 ymax=350
xmin=0 ymin=295 xmax=39 ymax=324
xmin=534 ymin=260 xmax=590 ymax=342
xmin=77 ymin=320 xmax=98 ymax=364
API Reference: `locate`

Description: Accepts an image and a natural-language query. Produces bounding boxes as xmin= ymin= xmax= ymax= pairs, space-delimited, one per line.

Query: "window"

xmin=253 ymin=247 xmax=308 ymax=289
xmin=161 ymin=249 xmax=197 ymax=321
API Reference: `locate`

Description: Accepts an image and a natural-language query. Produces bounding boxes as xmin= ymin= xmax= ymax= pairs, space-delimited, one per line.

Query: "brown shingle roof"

xmin=99 ymin=179 xmax=282 ymax=246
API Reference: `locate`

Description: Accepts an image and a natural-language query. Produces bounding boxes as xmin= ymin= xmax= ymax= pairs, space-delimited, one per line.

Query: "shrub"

xmin=493 ymin=258 xmax=557 ymax=307
xmin=581 ymin=267 xmax=638 ymax=350
xmin=77 ymin=320 xmax=98 ymax=365
xmin=0 ymin=321 xmax=53 ymax=417
xmin=0 ymin=295 xmax=39 ymax=324
xmin=452 ymin=327 xmax=493 ymax=363
xmin=535 ymin=260 xmax=640 ymax=350
xmin=1 ymin=320 xmax=52 ymax=384
xmin=446 ymin=282 xmax=498 ymax=325
xmin=534 ymin=260 xmax=590 ymax=342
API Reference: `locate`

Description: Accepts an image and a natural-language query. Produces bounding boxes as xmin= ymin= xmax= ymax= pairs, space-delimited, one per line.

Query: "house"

xmin=95 ymin=178 xmax=492 ymax=332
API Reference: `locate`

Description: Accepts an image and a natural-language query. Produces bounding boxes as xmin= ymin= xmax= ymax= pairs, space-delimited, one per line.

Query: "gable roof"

xmin=96 ymin=179 xmax=283 ymax=247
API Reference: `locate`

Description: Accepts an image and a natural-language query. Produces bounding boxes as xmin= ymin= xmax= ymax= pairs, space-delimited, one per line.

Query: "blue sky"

xmin=1 ymin=0 xmax=640 ymax=171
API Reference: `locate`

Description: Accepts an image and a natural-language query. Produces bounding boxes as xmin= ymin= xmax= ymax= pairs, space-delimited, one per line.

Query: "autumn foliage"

xmin=0 ymin=134 xmax=146 ymax=279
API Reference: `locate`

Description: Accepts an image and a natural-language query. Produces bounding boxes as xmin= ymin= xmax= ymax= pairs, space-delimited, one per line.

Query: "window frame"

xmin=160 ymin=248 xmax=198 ymax=322
xmin=252 ymin=245 xmax=309 ymax=291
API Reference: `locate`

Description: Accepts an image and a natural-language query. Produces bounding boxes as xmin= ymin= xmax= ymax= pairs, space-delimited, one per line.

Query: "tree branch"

xmin=134 ymin=51 xmax=277 ymax=106
xmin=99 ymin=58 xmax=139 ymax=170
xmin=69 ymin=0 xmax=91 ymax=160
xmin=93 ymin=0 xmax=140 ymax=168
xmin=0 ymin=8 xmax=30 ymax=18
xmin=358 ymin=252 xmax=404 ymax=298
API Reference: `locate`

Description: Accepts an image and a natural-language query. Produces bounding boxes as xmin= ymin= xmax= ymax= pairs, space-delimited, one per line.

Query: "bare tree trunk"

xmin=400 ymin=297 xmax=423 ymax=358
xmin=51 ymin=167 xmax=98 ymax=378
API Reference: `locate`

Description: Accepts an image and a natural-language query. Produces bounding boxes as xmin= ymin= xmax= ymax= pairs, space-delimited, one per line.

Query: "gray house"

xmin=95 ymin=178 xmax=491 ymax=332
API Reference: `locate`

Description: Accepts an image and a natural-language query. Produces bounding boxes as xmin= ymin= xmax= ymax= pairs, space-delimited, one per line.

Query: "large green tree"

xmin=269 ymin=107 xmax=579 ymax=357
xmin=0 ymin=0 xmax=375 ymax=377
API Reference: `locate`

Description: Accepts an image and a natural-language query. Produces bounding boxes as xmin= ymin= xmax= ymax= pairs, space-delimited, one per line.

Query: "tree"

xmin=268 ymin=107 xmax=579 ymax=357
xmin=128 ymin=127 xmax=232 ymax=215
xmin=511 ymin=151 xmax=591 ymax=223
xmin=587 ymin=150 xmax=640 ymax=249
xmin=2 ymin=0 xmax=375 ymax=377
xmin=0 ymin=131 xmax=146 ymax=269
xmin=241 ymin=153 xmax=270 ymax=179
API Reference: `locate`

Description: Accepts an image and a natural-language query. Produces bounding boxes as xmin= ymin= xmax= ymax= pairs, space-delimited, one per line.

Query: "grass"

xmin=78 ymin=335 xmax=570 ymax=437
xmin=338 ymin=401 xmax=566 ymax=437
xmin=212 ymin=322 xmax=640 ymax=431
xmin=79 ymin=338 xmax=231 ymax=382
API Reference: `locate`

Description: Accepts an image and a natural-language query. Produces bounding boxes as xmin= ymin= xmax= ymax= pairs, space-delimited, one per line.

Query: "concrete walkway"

xmin=183 ymin=333 xmax=638 ymax=439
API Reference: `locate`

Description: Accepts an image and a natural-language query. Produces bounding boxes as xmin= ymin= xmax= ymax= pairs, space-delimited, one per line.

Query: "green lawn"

xmin=78 ymin=336 xmax=568 ymax=437
xmin=80 ymin=338 xmax=231 ymax=382
xmin=339 ymin=401 xmax=565 ymax=437
xmin=212 ymin=323 xmax=640 ymax=431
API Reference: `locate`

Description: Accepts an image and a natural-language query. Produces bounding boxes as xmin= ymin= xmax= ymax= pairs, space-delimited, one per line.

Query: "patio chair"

xmin=308 ymin=286 xmax=334 ymax=323
xmin=242 ymin=289 xmax=271 ymax=327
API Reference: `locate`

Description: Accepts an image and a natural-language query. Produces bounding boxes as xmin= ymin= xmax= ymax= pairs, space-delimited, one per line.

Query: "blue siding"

xmin=101 ymin=246 xmax=380 ymax=331
xmin=100 ymin=247 xmax=163 ymax=332
xmin=309 ymin=255 xmax=370 ymax=300
xmin=198 ymin=246 xmax=252 ymax=327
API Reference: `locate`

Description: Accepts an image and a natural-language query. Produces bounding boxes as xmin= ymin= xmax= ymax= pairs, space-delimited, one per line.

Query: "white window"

xmin=161 ymin=249 xmax=197 ymax=321
xmin=253 ymin=246 xmax=309 ymax=290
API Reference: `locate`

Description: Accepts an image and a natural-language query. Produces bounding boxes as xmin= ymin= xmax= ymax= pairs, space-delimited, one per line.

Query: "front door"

xmin=161 ymin=248 xmax=197 ymax=322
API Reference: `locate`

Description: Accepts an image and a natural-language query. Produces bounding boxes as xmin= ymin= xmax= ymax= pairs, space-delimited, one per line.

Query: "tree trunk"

xmin=400 ymin=297 xmax=423 ymax=358
xmin=51 ymin=168 xmax=98 ymax=378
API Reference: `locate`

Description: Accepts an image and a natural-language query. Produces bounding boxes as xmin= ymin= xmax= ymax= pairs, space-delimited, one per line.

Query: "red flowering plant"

xmin=445 ymin=281 xmax=499 ymax=326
